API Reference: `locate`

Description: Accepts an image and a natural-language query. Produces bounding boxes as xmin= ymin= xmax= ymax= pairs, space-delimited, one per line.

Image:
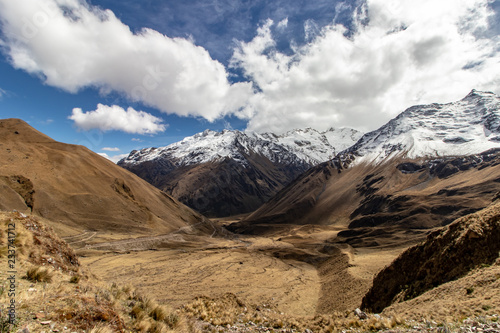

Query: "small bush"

xmin=70 ymin=275 xmax=81 ymax=284
xmin=482 ymin=305 xmax=492 ymax=311
xmin=25 ymin=266 xmax=53 ymax=283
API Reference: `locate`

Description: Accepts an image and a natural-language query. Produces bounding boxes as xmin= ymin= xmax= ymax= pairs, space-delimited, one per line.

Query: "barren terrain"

xmin=80 ymin=222 xmax=405 ymax=317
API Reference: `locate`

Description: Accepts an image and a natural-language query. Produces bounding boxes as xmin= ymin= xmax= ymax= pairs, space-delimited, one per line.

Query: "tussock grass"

xmin=149 ymin=320 xmax=168 ymax=333
xmin=150 ymin=304 xmax=168 ymax=321
xmin=179 ymin=293 xmax=406 ymax=333
xmin=25 ymin=266 xmax=54 ymax=283
xmin=130 ymin=304 xmax=146 ymax=320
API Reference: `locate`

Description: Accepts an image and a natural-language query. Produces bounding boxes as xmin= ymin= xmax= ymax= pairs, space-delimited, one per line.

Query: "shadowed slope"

xmin=121 ymin=152 xmax=308 ymax=217
xmin=228 ymin=151 xmax=500 ymax=248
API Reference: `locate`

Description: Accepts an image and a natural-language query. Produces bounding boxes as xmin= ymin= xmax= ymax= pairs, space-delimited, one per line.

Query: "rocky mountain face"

xmin=228 ymin=91 xmax=500 ymax=245
xmin=338 ymin=90 xmax=500 ymax=166
xmin=119 ymin=127 xmax=362 ymax=217
xmin=0 ymin=118 xmax=210 ymax=237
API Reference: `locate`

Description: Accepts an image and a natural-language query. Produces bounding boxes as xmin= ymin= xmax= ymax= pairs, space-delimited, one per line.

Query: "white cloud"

xmin=277 ymin=17 xmax=288 ymax=31
xmin=131 ymin=138 xmax=143 ymax=142
xmin=232 ymin=0 xmax=500 ymax=133
xmin=69 ymin=104 xmax=167 ymax=134
xmin=1 ymin=0 xmax=499 ymax=136
xmin=0 ymin=87 xmax=10 ymax=100
xmin=304 ymin=19 xmax=320 ymax=42
xmin=0 ymin=0 xmax=253 ymax=121
xmin=102 ymin=147 xmax=120 ymax=152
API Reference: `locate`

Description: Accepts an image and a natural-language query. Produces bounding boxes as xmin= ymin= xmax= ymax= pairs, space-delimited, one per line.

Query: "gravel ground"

xmin=195 ymin=315 xmax=500 ymax=333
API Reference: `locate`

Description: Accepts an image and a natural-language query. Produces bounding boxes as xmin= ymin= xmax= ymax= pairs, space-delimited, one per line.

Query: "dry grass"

xmin=0 ymin=212 xmax=33 ymax=260
xmin=25 ymin=266 xmax=54 ymax=283
xmin=179 ymin=292 xmax=405 ymax=332
xmin=89 ymin=322 xmax=114 ymax=333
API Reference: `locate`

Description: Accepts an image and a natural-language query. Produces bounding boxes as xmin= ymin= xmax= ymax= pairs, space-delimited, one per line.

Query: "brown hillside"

xmin=0 ymin=118 xmax=208 ymax=238
xmin=362 ymin=201 xmax=500 ymax=313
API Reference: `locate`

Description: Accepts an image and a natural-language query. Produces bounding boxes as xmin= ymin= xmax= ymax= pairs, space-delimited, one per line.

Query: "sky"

xmin=0 ymin=0 xmax=499 ymax=162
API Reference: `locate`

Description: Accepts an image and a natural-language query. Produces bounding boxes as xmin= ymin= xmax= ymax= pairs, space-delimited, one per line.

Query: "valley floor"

xmin=79 ymin=221 xmax=405 ymax=317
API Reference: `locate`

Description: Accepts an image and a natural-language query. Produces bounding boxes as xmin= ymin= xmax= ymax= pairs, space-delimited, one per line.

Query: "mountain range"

xmin=228 ymin=90 xmax=500 ymax=245
xmin=118 ymin=127 xmax=362 ymax=216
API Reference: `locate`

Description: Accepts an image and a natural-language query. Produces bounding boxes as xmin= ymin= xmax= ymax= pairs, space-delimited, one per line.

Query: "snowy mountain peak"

xmin=120 ymin=127 xmax=363 ymax=168
xmin=339 ymin=90 xmax=500 ymax=165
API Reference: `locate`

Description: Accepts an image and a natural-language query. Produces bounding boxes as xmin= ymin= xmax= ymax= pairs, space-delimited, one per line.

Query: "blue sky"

xmin=0 ymin=0 xmax=499 ymax=162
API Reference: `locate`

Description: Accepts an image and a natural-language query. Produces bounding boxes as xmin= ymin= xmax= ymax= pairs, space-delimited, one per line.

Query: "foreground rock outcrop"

xmin=362 ymin=201 xmax=500 ymax=313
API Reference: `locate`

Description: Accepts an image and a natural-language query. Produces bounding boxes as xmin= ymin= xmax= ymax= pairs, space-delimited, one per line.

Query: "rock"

xmin=40 ymin=321 xmax=51 ymax=325
xmin=35 ymin=312 xmax=46 ymax=319
xmin=355 ymin=308 xmax=368 ymax=320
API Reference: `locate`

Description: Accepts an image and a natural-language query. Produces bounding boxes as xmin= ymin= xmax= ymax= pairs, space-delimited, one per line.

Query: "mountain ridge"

xmin=120 ymin=127 xmax=363 ymax=167
xmin=118 ymin=126 xmax=362 ymax=217
xmin=338 ymin=90 xmax=500 ymax=166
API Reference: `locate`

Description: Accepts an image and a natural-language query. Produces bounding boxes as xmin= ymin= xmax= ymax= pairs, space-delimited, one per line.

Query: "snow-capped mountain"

xmin=118 ymin=126 xmax=362 ymax=217
xmin=120 ymin=127 xmax=363 ymax=168
xmin=339 ymin=90 xmax=500 ymax=166
xmin=265 ymin=127 xmax=363 ymax=165
xmin=234 ymin=90 xmax=500 ymax=238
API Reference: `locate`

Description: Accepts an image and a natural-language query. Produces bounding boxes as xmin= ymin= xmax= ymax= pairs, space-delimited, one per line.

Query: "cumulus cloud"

xmin=0 ymin=0 xmax=253 ymax=121
xmin=1 ymin=0 xmax=499 ymax=136
xmin=102 ymin=147 xmax=120 ymax=152
xmin=69 ymin=104 xmax=167 ymax=134
xmin=232 ymin=0 xmax=500 ymax=133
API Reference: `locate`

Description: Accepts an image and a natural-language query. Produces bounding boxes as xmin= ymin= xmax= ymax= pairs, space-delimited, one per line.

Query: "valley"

xmin=78 ymin=220 xmax=404 ymax=317
xmin=1 ymin=90 xmax=500 ymax=332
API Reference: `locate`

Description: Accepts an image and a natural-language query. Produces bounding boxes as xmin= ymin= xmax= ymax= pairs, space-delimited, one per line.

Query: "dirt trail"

xmin=62 ymin=231 xmax=97 ymax=248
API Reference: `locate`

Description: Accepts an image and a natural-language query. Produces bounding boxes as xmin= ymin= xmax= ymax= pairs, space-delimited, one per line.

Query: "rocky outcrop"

xmin=361 ymin=201 xmax=500 ymax=313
